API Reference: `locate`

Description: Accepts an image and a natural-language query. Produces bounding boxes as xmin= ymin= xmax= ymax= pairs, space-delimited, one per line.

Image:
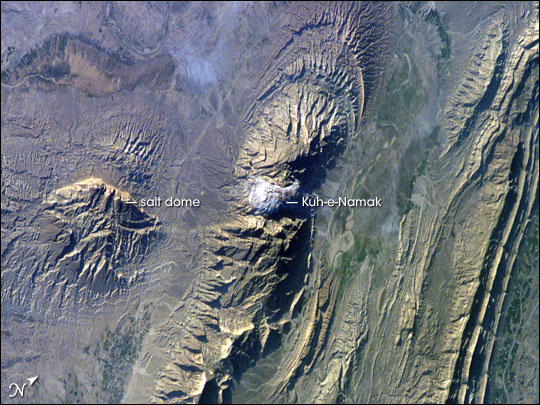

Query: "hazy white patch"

xmin=166 ymin=2 xmax=247 ymax=89
xmin=184 ymin=54 xmax=218 ymax=86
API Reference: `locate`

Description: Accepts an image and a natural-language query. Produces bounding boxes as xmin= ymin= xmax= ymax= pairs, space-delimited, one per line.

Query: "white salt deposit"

xmin=247 ymin=177 xmax=300 ymax=214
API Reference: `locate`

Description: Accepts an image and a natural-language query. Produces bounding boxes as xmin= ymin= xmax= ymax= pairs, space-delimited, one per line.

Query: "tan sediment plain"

xmin=144 ymin=3 xmax=393 ymax=403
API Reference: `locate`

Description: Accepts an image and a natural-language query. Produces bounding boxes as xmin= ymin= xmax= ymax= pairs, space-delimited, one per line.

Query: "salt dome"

xmin=247 ymin=177 xmax=300 ymax=214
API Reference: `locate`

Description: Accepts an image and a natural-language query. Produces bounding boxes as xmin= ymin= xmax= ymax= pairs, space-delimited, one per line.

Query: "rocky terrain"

xmin=1 ymin=2 xmax=538 ymax=404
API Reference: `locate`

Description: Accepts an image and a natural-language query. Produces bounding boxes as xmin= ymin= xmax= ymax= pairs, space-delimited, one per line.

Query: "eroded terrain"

xmin=1 ymin=2 xmax=538 ymax=404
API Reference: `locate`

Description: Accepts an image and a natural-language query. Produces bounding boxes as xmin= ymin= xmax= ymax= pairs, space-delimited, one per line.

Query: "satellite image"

xmin=1 ymin=1 xmax=538 ymax=404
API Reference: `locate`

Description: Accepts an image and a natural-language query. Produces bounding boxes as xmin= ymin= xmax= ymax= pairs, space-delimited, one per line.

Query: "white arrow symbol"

xmin=27 ymin=376 xmax=38 ymax=386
